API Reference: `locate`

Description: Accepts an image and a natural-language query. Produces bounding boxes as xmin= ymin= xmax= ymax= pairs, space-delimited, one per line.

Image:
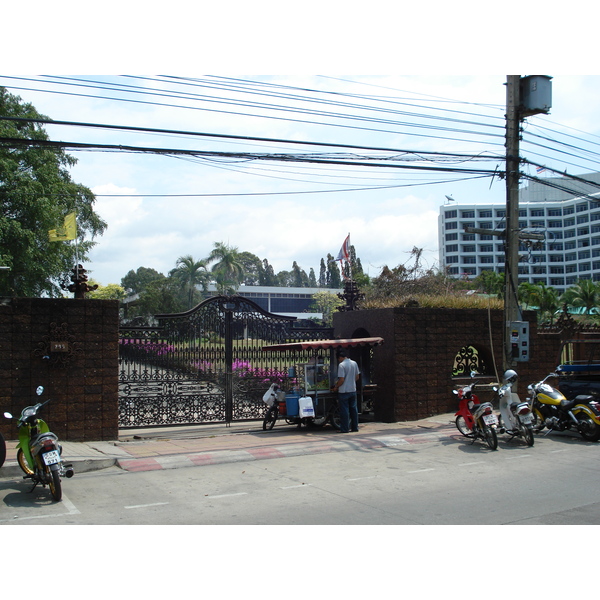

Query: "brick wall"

xmin=334 ymin=307 xmax=563 ymax=422
xmin=0 ymin=298 xmax=119 ymax=441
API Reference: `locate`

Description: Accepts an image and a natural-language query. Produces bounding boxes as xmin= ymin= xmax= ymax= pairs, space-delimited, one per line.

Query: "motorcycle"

xmin=528 ymin=373 xmax=600 ymax=442
xmin=453 ymin=372 xmax=499 ymax=450
xmin=496 ymin=369 xmax=535 ymax=446
xmin=3 ymin=386 xmax=74 ymax=501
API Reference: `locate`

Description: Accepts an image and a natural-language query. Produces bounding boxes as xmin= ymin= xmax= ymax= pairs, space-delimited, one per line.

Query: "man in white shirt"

xmin=331 ymin=350 xmax=360 ymax=433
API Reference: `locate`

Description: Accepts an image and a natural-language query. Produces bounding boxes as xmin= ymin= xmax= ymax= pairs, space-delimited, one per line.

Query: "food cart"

xmin=261 ymin=337 xmax=383 ymax=429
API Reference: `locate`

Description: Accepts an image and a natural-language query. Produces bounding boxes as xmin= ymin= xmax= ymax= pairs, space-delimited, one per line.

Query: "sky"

xmin=4 ymin=73 xmax=600 ymax=289
xmin=2 ymin=5 xmax=598 ymax=289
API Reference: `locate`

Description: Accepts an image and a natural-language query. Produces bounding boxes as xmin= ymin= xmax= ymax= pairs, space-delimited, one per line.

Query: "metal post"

xmin=504 ymin=75 xmax=522 ymax=370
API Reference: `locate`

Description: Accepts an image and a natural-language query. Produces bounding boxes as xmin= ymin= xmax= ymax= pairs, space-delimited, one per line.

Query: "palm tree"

xmin=170 ymin=255 xmax=209 ymax=309
xmin=207 ymin=242 xmax=245 ymax=294
xmin=518 ymin=282 xmax=559 ymax=323
xmin=561 ymin=279 xmax=600 ymax=315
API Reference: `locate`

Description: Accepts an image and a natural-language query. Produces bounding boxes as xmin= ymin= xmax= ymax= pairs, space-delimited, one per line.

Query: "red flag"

xmin=337 ymin=234 xmax=350 ymax=262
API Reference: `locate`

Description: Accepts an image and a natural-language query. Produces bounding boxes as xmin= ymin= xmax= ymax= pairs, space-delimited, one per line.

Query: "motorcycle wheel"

xmin=532 ymin=407 xmax=546 ymax=433
xmin=455 ymin=415 xmax=474 ymax=437
xmin=483 ymin=425 xmax=498 ymax=450
xmin=308 ymin=415 xmax=327 ymax=427
xmin=17 ymin=448 xmax=34 ymax=476
xmin=522 ymin=424 xmax=535 ymax=447
xmin=575 ymin=411 xmax=600 ymax=442
xmin=0 ymin=433 xmax=6 ymax=468
xmin=262 ymin=407 xmax=278 ymax=431
xmin=47 ymin=466 xmax=62 ymax=502
xmin=330 ymin=405 xmax=343 ymax=430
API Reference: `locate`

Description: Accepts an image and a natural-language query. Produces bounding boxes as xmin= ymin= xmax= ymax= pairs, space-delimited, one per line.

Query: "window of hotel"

xmin=478 ymin=210 xmax=492 ymax=218
xmin=548 ymin=208 xmax=562 ymax=216
xmin=530 ymin=209 xmax=545 ymax=217
xmin=460 ymin=210 xmax=475 ymax=218
xmin=445 ymin=222 xmax=457 ymax=230
xmin=577 ymin=202 xmax=589 ymax=212
xmin=445 ymin=209 xmax=457 ymax=218
xmin=446 ymin=233 xmax=458 ymax=241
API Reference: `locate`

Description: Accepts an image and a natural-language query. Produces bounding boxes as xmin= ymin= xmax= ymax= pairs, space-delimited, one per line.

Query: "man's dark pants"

xmin=338 ymin=391 xmax=358 ymax=433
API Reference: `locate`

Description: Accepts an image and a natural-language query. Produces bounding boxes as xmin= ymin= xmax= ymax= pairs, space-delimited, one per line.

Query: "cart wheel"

xmin=262 ymin=407 xmax=278 ymax=430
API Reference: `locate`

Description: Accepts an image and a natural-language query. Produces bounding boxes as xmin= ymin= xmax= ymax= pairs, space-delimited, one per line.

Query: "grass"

xmin=361 ymin=293 xmax=504 ymax=310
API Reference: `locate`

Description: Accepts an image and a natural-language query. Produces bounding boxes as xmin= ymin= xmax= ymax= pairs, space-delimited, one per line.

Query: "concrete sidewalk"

xmin=0 ymin=413 xmax=458 ymax=478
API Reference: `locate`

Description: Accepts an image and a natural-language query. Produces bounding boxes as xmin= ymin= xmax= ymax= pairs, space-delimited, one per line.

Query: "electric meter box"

xmin=509 ymin=321 xmax=530 ymax=362
xmin=520 ymin=75 xmax=552 ymax=117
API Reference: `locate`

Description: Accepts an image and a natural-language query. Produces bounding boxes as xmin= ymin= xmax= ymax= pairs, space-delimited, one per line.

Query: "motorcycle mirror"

xmin=36 ymin=386 xmax=44 ymax=396
xmin=3 ymin=412 xmax=12 ymax=419
xmin=453 ymin=389 xmax=458 ymax=395
xmin=470 ymin=371 xmax=478 ymax=378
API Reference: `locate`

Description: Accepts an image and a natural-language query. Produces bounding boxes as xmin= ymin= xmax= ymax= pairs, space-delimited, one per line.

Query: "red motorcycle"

xmin=453 ymin=373 xmax=499 ymax=450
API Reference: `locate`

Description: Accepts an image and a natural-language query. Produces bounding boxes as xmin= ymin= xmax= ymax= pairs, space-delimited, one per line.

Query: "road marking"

xmin=504 ymin=454 xmax=532 ymax=460
xmin=458 ymin=461 xmax=486 ymax=466
xmin=407 ymin=468 xmax=435 ymax=473
xmin=209 ymin=492 xmax=248 ymax=498
xmin=125 ymin=502 xmax=170 ymax=509
xmin=550 ymin=449 xmax=569 ymax=453
xmin=347 ymin=476 xmax=379 ymax=481
xmin=0 ymin=492 xmax=80 ymax=523
xmin=280 ymin=484 xmax=312 ymax=489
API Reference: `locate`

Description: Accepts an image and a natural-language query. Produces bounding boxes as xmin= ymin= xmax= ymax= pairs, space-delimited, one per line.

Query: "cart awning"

xmin=262 ymin=337 xmax=384 ymax=352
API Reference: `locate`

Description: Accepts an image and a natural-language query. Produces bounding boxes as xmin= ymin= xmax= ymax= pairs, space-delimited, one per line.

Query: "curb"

xmin=116 ymin=427 xmax=455 ymax=472
xmin=0 ymin=457 xmax=118 ymax=479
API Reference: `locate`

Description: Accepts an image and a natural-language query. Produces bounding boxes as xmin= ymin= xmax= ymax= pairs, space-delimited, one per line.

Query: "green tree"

xmin=318 ymin=258 xmax=327 ymax=287
xmin=259 ymin=259 xmax=278 ymax=286
xmin=238 ymin=251 xmax=263 ymax=286
xmin=134 ymin=278 xmax=186 ymax=316
xmin=475 ymin=270 xmax=504 ymax=297
xmin=561 ymin=279 xmax=600 ymax=314
xmin=291 ymin=261 xmax=309 ymax=287
xmin=121 ymin=266 xmax=164 ymax=295
xmin=326 ymin=253 xmax=342 ymax=288
xmin=87 ymin=282 xmax=127 ymax=300
xmin=309 ymin=290 xmax=344 ymax=326
xmin=0 ymin=87 xmax=107 ymax=296
xmin=207 ymin=242 xmax=244 ymax=294
xmin=170 ymin=255 xmax=209 ymax=309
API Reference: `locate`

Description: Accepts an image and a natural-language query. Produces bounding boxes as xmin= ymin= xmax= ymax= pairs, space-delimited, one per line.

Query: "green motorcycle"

xmin=3 ymin=386 xmax=73 ymax=501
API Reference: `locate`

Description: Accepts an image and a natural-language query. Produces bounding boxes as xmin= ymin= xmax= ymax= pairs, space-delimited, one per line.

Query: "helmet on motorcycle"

xmin=503 ymin=369 xmax=518 ymax=384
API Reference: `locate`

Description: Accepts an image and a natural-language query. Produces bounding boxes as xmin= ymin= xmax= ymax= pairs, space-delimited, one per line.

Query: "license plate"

xmin=519 ymin=413 xmax=533 ymax=424
xmin=42 ymin=450 xmax=60 ymax=465
xmin=483 ymin=414 xmax=498 ymax=425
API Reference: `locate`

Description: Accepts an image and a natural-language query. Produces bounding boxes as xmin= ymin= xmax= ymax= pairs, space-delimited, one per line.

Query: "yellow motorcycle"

xmin=528 ymin=373 xmax=600 ymax=442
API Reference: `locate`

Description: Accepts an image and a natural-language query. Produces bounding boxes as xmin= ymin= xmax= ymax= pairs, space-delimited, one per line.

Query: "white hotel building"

xmin=438 ymin=173 xmax=600 ymax=293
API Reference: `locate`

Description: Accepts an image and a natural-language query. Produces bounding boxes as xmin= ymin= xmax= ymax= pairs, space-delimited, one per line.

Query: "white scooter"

xmin=496 ymin=369 xmax=535 ymax=447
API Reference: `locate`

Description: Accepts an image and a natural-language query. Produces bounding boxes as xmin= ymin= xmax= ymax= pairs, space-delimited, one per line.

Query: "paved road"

xmin=2 ymin=427 xmax=599 ymax=525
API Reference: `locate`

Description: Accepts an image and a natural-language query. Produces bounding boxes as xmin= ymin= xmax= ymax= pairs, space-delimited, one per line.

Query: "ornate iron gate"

xmin=118 ymin=295 xmax=330 ymax=428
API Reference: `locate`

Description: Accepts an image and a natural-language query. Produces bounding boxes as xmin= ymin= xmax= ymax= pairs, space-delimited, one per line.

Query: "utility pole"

xmin=502 ymin=75 xmax=552 ymax=370
xmin=504 ymin=75 xmax=522 ymax=371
